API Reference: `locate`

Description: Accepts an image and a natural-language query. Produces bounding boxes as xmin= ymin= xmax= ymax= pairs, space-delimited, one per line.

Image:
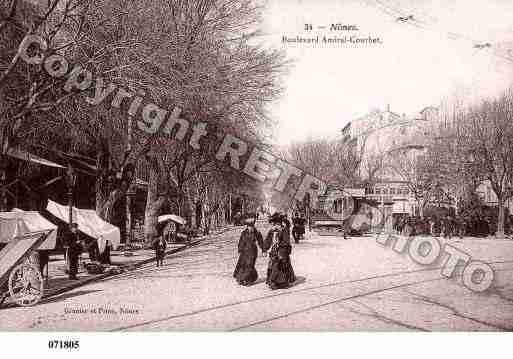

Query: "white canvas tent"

xmin=0 ymin=210 xmax=57 ymax=250
xmin=46 ymin=200 xmax=121 ymax=253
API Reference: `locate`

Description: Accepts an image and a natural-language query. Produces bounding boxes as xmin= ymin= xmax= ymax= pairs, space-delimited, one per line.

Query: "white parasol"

xmin=158 ymin=214 xmax=187 ymax=225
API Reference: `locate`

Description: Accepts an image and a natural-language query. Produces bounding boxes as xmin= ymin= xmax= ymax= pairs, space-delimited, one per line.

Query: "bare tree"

xmin=387 ymin=147 xmax=437 ymax=218
xmin=451 ymin=91 xmax=513 ymax=237
xmin=287 ymin=136 xmax=365 ymax=188
xmin=130 ymin=0 xmax=288 ymax=240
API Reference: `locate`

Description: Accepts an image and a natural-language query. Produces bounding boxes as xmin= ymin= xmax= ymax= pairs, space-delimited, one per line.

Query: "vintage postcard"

xmin=1 ymin=0 xmax=513 ymax=337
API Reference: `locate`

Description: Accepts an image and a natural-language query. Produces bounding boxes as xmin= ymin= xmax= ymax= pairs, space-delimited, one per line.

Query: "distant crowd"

xmin=393 ymin=214 xmax=511 ymax=238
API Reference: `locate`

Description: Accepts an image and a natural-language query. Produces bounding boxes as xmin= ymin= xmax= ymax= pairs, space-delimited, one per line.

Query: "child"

xmin=154 ymin=236 xmax=167 ymax=267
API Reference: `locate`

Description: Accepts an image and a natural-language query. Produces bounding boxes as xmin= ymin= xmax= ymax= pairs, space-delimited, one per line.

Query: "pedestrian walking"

xmin=458 ymin=216 xmax=466 ymax=239
xmin=153 ymin=236 xmax=167 ymax=267
xmin=292 ymin=212 xmax=306 ymax=243
xmin=396 ymin=216 xmax=405 ymax=235
xmin=430 ymin=217 xmax=436 ymax=236
xmin=66 ymin=223 xmax=83 ymax=280
xmin=263 ymin=213 xmax=296 ymax=290
xmin=233 ymin=214 xmax=264 ymax=286
xmin=443 ymin=215 xmax=452 ymax=239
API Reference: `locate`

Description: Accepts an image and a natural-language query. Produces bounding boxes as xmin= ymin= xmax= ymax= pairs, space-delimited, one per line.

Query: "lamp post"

xmin=304 ymin=192 xmax=311 ymax=232
xmin=126 ymin=182 xmax=136 ymax=245
xmin=0 ymin=159 xmax=7 ymax=212
xmin=65 ymin=164 xmax=77 ymax=226
xmin=64 ymin=164 xmax=77 ymax=273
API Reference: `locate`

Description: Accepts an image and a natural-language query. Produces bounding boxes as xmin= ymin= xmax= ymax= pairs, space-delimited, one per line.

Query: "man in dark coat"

xmin=292 ymin=213 xmax=306 ymax=243
xmin=153 ymin=236 xmax=167 ymax=267
xmin=443 ymin=215 xmax=453 ymax=239
xmin=263 ymin=213 xmax=296 ymax=290
xmin=65 ymin=223 xmax=83 ymax=280
xmin=233 ymin=215 xmax=264 ymax=286
xmin=86 ymin=239 xmax=100 ymax=262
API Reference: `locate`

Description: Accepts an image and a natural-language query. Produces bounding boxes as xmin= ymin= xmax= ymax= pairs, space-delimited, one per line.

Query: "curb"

xmin=3 ymin=226 xmax=235 ymax=308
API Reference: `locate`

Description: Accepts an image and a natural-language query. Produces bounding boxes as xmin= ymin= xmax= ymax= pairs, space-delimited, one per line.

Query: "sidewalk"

xmin=4 ymin=225 xmax=235 ymax=307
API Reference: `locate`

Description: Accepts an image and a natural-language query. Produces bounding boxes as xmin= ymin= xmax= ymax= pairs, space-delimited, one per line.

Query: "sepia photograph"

xmin=1 ymin=0 xmax=513 ymax=340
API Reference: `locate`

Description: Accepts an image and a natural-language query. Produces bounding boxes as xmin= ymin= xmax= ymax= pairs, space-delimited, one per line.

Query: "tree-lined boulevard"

xmin=2 ymin=0 xmax=513 ymax=335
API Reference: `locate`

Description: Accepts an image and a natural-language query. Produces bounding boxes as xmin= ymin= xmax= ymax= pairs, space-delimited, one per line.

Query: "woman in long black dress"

xmin=263 ymin=213 xmax=296 ymax=290
xmin=233 ymin=216 xmax=264 ymax=286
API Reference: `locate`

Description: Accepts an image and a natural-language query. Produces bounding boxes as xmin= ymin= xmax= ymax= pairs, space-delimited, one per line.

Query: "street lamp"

xmin=126 ymin=182 xmax=136 ymax=245
xmin=63 ymin=164 xmax=77 ymax=273
xmin=65 ymin=164 xmax=77 ymax=226
xmin=0 ymin=161 xmax=7 ymax=212
xmin=121 ymin=163 xmax=135 ymax=244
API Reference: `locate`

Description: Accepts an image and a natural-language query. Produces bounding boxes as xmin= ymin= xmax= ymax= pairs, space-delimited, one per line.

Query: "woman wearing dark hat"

xmin=233 ymin=214 xmax=264 ymax=286
xmin=263 ymin=213 xmax=296 ymax=290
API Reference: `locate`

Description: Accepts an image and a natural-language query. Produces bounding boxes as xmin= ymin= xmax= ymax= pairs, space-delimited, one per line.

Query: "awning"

xmin=0 ymin=210 xmax=58 ymax=250
xmin=46 ymin=200 xmax=120 ymax=253
xmin=6 ymin=147 xmax=65 ymax=168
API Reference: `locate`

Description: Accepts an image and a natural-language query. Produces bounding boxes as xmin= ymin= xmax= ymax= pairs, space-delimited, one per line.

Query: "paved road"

xmin=1 ymin=223 xmax=513 ymax=331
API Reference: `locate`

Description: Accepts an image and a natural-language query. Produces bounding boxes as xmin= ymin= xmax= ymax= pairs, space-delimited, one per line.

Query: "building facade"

xmin=339 ymin=105 xmax=437 ymax=217
xmin=320 ymin=105 xmax=513 ymax=226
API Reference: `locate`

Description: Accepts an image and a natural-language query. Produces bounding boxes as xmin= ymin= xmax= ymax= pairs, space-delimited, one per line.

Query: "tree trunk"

xmin=195 ymin=201 xmax=202 ymax=229
xmin=228 ymin=193 xmax=232 ymax=223
xmin=95 ymin=177 xmax=106 ymax=215
xmin=95 ymin=144 xmax=110 ymax=217
xmin=497 ymin=196 xmax=505 ymax=238
xmin=144 ymin=156 xmax=165 ymax=242
xmin=202 ymin=203 xmax=208 ymax=235
xmin=144 ymin=196 xmax=165 ymax=242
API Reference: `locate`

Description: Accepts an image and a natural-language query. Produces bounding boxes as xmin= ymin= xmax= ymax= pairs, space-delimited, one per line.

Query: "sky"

xmin=259 ymin=0 xmax=513 ymax=146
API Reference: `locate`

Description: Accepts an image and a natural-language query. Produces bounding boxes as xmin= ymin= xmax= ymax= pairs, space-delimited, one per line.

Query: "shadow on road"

xmin=291 ymin=276 xmax=307 ymax=288
xmin=244 ymin=278 xmax=267 ymax=286
xmin=39 ymin=290 xmax=103 ymax=305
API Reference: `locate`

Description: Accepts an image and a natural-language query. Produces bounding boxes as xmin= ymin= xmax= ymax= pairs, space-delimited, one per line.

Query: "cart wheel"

xmin=8 ymin=263 xmax=44 ymax=307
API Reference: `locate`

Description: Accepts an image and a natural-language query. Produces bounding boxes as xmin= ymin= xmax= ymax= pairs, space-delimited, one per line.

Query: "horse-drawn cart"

xmin=0 ymin=230 xmax=51 ymax=307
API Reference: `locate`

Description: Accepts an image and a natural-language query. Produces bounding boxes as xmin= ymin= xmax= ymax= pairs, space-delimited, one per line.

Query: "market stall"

xmin=46 ymin=200 xmax=121 ymax=253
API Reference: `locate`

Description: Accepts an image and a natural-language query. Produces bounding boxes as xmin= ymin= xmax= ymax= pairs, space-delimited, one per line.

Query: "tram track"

xmin=111 ymin=259 xmax=513 ymax=331
xmin=230 ymin=265 xmax=513 ymax=331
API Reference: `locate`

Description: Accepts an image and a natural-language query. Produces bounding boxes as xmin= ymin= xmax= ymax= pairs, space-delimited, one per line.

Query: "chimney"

xmin=386 ymin=104 xmax=390 ymax=112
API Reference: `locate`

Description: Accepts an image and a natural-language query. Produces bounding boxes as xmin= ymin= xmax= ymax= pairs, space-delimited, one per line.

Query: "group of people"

xmin=233 ymin=212 xmax=296 ymax=290
xmin=64 ymin=223 xmax=112 ymax=279
xmin=394 ymin=215 xmax=485 ymax=238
